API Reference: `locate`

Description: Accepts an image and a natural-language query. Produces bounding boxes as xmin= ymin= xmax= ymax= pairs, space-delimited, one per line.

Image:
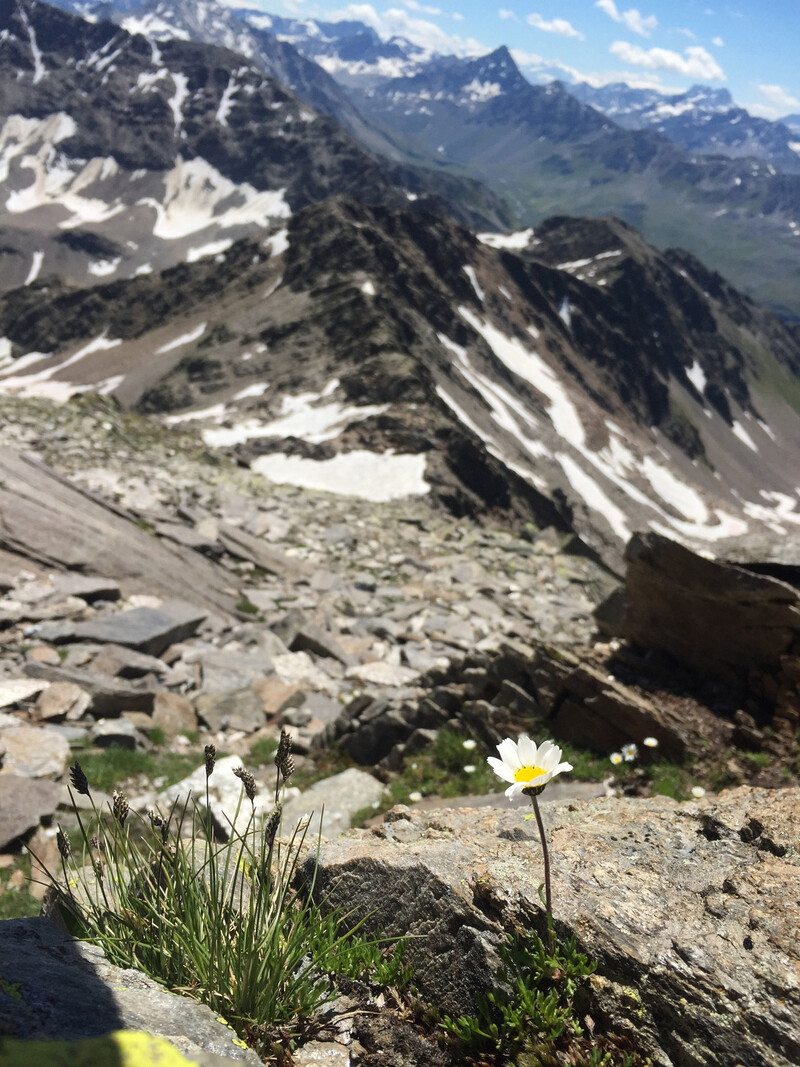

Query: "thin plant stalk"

xmin=528 ymin=790 xmax=554 ymax=953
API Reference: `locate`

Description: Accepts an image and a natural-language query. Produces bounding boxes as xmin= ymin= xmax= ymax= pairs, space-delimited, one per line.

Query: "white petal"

xmin=487 ymin=756 xmax=516 ymax=783
xmin=517 ymin=734 xmax=538 ymax=766
xmin=505 ymin=781 xmax=524 ymax=798
xmin=551 ymin=761 xmax=572 ymax=777
xmin=496 ymin=737 xmax=522 ymax=770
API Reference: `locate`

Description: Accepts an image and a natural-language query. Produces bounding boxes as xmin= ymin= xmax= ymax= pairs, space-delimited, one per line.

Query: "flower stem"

xmin=531 ymin=793 xmax=554 ymax=952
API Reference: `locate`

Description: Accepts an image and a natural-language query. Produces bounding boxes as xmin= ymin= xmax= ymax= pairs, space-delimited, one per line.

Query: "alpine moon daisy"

xmin=488 ymin=736 xmax=572 ymax=799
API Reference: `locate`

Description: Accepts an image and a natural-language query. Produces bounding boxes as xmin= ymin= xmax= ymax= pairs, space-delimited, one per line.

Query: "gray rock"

xmin=0 ymin=775 xmax=62 ymax=849
xmin=0 ymin=449 xmax=239 ymax=617
xmin=155 ymin=520 xmax=222 ymax=557
xmin=51 ymin=574 xmax=121 ymax=603
xmin=68 ymin=601 xmax=208 ymax=657
xmin=151 ymin=691 xmax=198 ymax=739
xmin=281 ymin=768 xmax=386 ymax=839
xmin=35 ymin=682 xmax=91 ymax=722
xmin=89 ymin=644 xmax=169 ymax=680
xmin=24 ymin=663 xmax=156 ymax=716
xmin=188 ymin=647 xmax=274 ymax=694
xmin=0 ymin=679 xmax=50 ymax=710
xmin=217 ymin=523 xmax=308 ymax=583
xmin=306 ymin=787 xmax=800 ymax=1067
xmin=0 ymin=724 xmax=71 ymax=778
xmin=196 ymin=687 xmax=267 ymax=734
xmin=90 ymin=717 xmax=141 ymax=750
xmin=0 ymin=917 xmax=260 ymax=1062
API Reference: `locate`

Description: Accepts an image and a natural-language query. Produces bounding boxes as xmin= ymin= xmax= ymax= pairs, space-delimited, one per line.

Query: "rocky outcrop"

xmin=306 ymin=787 xmax=800 ymax=1067
xmin=616 ymin=532 xmax=800 ymax=746
xmin=0 ymin=916 xmax=260 ymax=1063
xmin=0 ymin=450 xmax=238 ymax=616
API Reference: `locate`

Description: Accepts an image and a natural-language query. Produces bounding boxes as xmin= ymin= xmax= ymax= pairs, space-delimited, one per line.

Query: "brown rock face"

xmin=305 ymin=787 xmax=800 ymax=1067
xmin=619 ymin=532 xmax=800 ymax=743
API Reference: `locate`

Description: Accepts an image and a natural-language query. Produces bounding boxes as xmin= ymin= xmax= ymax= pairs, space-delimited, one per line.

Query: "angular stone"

xmin=69 ymin=601 xmax=208 ymax=657
xmin=281 ymin=768 xmax=386 ymax=839
xmin=0 ymin=775 xmax=61 ymax=849
xmin=196 ymin=687 xmax=267 ymax=734
xmin=35 ymin=682 xmax=91 ymax=722
xmin=89 ymin=644 xmax=169 ymax=680
xmin=0 ymin=917 xmax=260 ymax=1062
xmin=307 ymin=788 xmax=800 ymax=1067
xmin=51 ymin=574 xmax=121 ymax=603
xmin=151 ymin=691 xmax=197 ymax=739
xmin=90 ymin=717 xmax=140 ymax=750
xmin=217 ymin=523 xmax=309 ymax=583
xmin=252 ymin=676 xmax=305 ymax=717
xmin=345 ymin=662 xmax=419 ymax=687
xmin=24 ymin=663 xmax=155 ymax=716
xmin=188 ymin=647 xmax=274 ymax=694
xmin=1 ymin=725 xmax=70 ymax=778
xmin=0 ymin=679 xmax=50 ymax=710
xmin=26 ymin=646 xmax=62 ymax=667
xmin=272 ymin=652 xmax=338 ymax=695
xmin=155 ymin=521 xmax=222 ymax=557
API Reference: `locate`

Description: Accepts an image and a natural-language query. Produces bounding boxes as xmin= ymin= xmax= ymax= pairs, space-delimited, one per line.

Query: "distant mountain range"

xmin=5 ymin=0 xmax=800 ymax=568
xmin=568 ymin=82 xmax=800 ymax=176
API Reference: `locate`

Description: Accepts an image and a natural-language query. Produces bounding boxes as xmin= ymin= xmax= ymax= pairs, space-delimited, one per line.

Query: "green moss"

xmin=74 ymin=749 xmax=203 ymax=794
xmin=249 ymin=736 xmax=279 ymax=766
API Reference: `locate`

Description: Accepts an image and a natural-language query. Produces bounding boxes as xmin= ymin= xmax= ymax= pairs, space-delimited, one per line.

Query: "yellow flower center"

xmin=514 ymin=765 xmax=546 ymax=783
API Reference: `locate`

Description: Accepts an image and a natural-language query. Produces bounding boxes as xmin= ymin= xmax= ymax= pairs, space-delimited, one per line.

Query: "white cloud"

xmin=498 ymin=8 xmax=518 ymax=20
xmin=527 ymin=13 xmax=584 ymax=39
xmin=402 ymin=0 xmax=441 ymax=14
xmin=711 ymin=35 xmax=724 ymax=47
xmin=452 ymin=11 xmax=464 ymax=20
xmin=509 ymin=50 xmax=674 ymax=92
xmin=609 ymin=41 xmax=725 ymax=79
xmin=595 ymin=0 xmax=657 ymax=37
xmin=326 ymin=3 xmax=485 ymax=53
xmin=758 ymin=83 xmax=800 ymax=110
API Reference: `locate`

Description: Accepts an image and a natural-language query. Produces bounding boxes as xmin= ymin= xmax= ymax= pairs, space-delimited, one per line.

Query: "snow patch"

xmin=477 ymin=229 xmax=534 ymax=250
xmin=215 ymin=77 xmax=238 ymax=127
xmin=24 ymin=250 xmax=44 ymax=285
xmin=155 ymin=322 xmax=207 ymax=353
xmin=263 ymin=228 xmax=290 ymax=257
xmin=686 ymin=360 xmax=707 ymax=394
xmin=88 ymin=258 xmax=121 ymax=277
xmin=732 ymin=420 xmax=758 ymax=452
xmin=138 ymin=157 xmax=290 ymax=239
xmin=252 ymin=450 xmax=429 ymax=502
xmin=187 ymin=238 xmax=233 ymax=262
xmin=557 ymin=453 xmax=631 ymax=542
xmin=463 ymin=265 xmax=484 ymax=302
xmin=360 ymin=280 xmax=376 ymax=296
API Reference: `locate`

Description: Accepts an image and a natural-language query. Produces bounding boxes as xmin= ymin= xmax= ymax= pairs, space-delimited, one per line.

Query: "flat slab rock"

xmin=0 ymin=776 xmax=62 ymax=850
xmin=0 ymin=917 xmax=260 ymax=1063
xmin=306 ymin=786 xmax=800 ymax=1067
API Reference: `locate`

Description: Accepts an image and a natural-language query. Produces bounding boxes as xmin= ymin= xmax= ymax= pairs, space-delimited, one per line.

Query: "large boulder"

xmin=0 ymin=917 xmax=260 ymax=1064
xmin=617 ymin=532 xmax=800 ymax=744
xmin=304 ymin=786 xmax=800 ymax=1067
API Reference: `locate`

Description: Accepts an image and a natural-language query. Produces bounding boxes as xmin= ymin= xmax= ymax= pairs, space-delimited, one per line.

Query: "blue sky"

xmin=245 ymin=1 xmax=799 ymax=117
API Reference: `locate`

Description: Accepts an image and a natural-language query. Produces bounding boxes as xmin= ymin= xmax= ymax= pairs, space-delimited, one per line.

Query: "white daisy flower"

xmin=622 ymin=743 xmax=638 ymax=762
xmin=463 ymin=764 xmax=476 ymax=773
xmin=691 ymin=786 xmax=706 ymax=798
xmin=487 ymin=735 xmax=572 ymax=799
xmin=462 ymin=739 xmax=477 ymax=751
xmin=643 ymin=737 xmax=658 ymax=748
xmin=408 ymin=791 xmax=422 ymax=802
xmin=610 ymin=752 xmax=623 ymax=765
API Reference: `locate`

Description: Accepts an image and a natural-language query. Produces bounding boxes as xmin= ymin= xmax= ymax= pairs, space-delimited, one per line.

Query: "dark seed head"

xmin=264 ymin=805 xmax=282 ymax=851
xmin=204 ymin=744 xmax=216 ymax=778
xmin=112 ymin=790 xmax=129 ymax=826
xmin=233 ymin=765 xmax=257 ymax=804
xmin=56 ymin=825 xmax=71 ymax=861
xmin=275 ymin=730 xmax=294 ymax=784
xmin=69 ymin=761 xmax=90 ymax=796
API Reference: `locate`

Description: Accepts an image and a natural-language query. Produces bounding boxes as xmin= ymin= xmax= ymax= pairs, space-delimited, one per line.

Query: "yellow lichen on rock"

xmin=0 ymin=1030 xmax=200 ymax=1066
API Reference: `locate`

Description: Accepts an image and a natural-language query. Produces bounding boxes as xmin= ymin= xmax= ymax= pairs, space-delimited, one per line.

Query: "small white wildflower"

xmin=643 ymin=736 xmax=658 ymax=748
xmin=487 ymin=735 xmax=572 ymax=799
xmin=408 ymin=791 xmax=423 ymax=802
xmin=410 ymin=762 xmax=418 ymax=770
xmin=691 ymin=786 xmax=706 ymax=798
xmin=610 ymin=752 xmax=623 ymax=765
xmin=463 ymin=764 xmax=476 ymax=773
xmin=622 ymin=743 xmax=638 ymax=762
xmin=462 ymin=739 xmax=477 ymax=751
